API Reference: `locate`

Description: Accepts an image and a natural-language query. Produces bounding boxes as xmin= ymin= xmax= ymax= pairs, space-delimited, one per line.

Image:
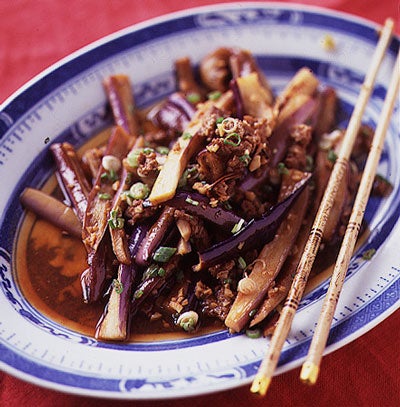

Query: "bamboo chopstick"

xmin=250 ymin=17 xmax=394 ymax=396
xmin=300 ymin=48 xmax=400 ymax=385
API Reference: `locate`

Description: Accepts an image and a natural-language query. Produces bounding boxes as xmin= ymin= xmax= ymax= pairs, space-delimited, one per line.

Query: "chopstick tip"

xmin=250 ymin=373 xmax=271 ymax=396
xmin=300 ymin=361 xmax=319 ymax=385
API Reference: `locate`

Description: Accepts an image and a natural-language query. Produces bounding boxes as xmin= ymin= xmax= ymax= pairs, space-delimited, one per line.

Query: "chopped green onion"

xmin=216 ymin=116 xmax=225 ymax=124
xmin=239 ymin=154 xmax=251 ymax=166
xmin=237 ymin=256 xmax=247 ymax=270
xmin=143 ymin=147 xmax=154 ymax=155
xmin=109 ymin=169 xmax=118 ymax=182
xmin=223 ymin=132 xmax=241 ymax=146
xmin=223 ymin=278 xmax=233 ymax=285
xmin=185 ymin=197 xmax=199 ymax=206
xmin=128 ymin=182 xmax=150 ymax=200
xmin=133 ymin=289 xmax=144 ymax=299
xmin=112 ymin=279 xmax=123 ymax=294
xmin=245 ymin=328 xmax=261 ymax=339
xmin=231 ymin=218 xmax=245 ymax=234
xmin=179 ymin=164 xmax=199 ymax=187
xmin=153 ymin=246 xmax=177 ymax=263
xmin=327 ymin=149 xmax=338 ymax=163
xmin=208 ymin=90 xmax=222 ymax=101
xmin=126 ymin=149 xmax=142 ymax=167
xmin=108 ymin=217 xmax=124 ymax=230
xmin=98 ymin=192 xmax=111 ymax=200
xmin=108 ymin=209 xmax=125 ymax=230
xmin=100 ymin=169 xmax=118 ymax=182
xmin=362 ymin=248 xmax=376 ymax=260
xmin=277 ymin=162 xmax=289 ymax=175
xmin=186 ymin=92 xmax=201 ymax=104
xmin=182 ymin=132 xmax=193 ymax=140
xmin=157 ymin=267 xmax=166 ymax=277
xmin=156 ymin=146 xmax=169 ymax=155
xmin=178 ymin=170 xmax=188 ymax=188
xmin=142 ymin=264 xmax=163 ymax=280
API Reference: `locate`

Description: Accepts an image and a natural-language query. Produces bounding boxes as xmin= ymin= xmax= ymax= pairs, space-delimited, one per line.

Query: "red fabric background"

xmin=0 ymin=1 xmax=399 ymax=406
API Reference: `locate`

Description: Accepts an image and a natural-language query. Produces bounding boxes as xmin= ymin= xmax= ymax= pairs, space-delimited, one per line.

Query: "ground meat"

xmin=235 ymin=190 xmax=269 ymax=219
xmin=136 ymin=151 xmax=160 ymax=178
xmin=195 ymin=280 xmax=213 ymax=299
xmin=201 ymin=284 xmax=236 ymax=321
xmin=194 ymin=115 xmax=271 ymax=203
xmin=208 ymin=260 xmax=235 ymax=281
xmin=125 ymin=199 xmax=158 ymax=224
xmin=284 ymin=124 xmax=312 ymax=170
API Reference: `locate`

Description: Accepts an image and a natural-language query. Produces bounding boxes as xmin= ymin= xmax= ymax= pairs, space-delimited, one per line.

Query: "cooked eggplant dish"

xmin=19 ymin=47 xmax=392 ymax=341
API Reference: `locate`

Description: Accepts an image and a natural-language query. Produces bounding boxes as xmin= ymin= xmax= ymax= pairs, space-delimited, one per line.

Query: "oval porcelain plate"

xmin=0 ymin=3 xmax=399 ymax=400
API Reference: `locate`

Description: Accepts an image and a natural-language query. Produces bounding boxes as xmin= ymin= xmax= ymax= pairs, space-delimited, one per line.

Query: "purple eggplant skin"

xmin=81 ymin=232 xmax=114 ymax=303
xmin=135 ymin=207 xmax=176 ymax=267
xmin=230 ymin=79 xmax=244 ymax=120
xmin=194 ymin=173 xmax=311 ymax=271
xmin=95 ymin=223 xmax=149 ymax=340
xmin=50 ymin=142 xmax=91 ymax=223
xmin=147 ymin=92 xmax=196 ymax=133
xmin=163 ymin=191 xmax=244 ymax=231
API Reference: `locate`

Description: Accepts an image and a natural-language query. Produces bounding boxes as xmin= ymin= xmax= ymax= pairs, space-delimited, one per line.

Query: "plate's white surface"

xmin=0 ymin=3 xmax=399 ymax=399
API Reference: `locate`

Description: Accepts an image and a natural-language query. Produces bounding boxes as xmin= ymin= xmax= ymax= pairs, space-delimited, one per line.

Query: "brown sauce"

xmin=15 ymin=194 xmax=225 ymax=341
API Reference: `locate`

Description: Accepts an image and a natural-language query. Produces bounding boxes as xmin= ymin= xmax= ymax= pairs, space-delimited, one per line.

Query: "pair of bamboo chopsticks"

xmin=251 ymin=17 xmax=399 ymax=396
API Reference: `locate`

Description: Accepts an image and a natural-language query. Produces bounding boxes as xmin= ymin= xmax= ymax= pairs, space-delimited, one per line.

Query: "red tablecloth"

xmin=1 ymin=1 xmax=399 ymax=406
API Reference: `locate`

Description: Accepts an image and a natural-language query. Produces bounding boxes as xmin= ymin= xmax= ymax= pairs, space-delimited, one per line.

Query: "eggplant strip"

xmin=163 ymin=191 xmax=244 ymax=230
xmin=195 ymin=173 xmax=311 ymax=272
xmin=267 ymin=68 xmax=319 ymax=167
xmin=135 ymin=206 xmax=176 ymax=266
xmin=234 ymin=72 xmax=274 ymax=120
xmin=224 ymin=171 xmax=310 ymax=332
xmin=313 ymin=148 xmax=350 ymax=243
xmin=80 ymin=231 xmax=115 ymax=303
xmin=175 ymin=57 xmax=206 ymax=100
xmin=312 ymin=87 xmax=338 ymax=139
xmin=249 ymin=216 xmax=312 ymax=327
xmin=81 ymin=126 xmax=134 ymax=302
xmin=20 ymin=188 xmax=82 ymax=238
xmin=109 ymin=167 xmax=131 ymax=264
xmin=147 ymin=92 xmax=196 ymax=133
xmin=148 ymin=93 xmax=234 ymax=205
xmin=95 ymin=224 xmax=149 ymax=341
xmin=229 ymin=49 xmax=274 ymax=103
xmin=130 ymin=256 xmax=180 ymax=317
xmin=50 ymin=142 xmax=91 ymax=223
xmin=275 ymin=67 xmax=319 ymax=114
xmin=103 ymin=74 xmax=140 ymax=137
xmin=82 ymin=126 xmax=133 ymax=254
xmin=238 ymin=71 xmax=318 ymax=192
